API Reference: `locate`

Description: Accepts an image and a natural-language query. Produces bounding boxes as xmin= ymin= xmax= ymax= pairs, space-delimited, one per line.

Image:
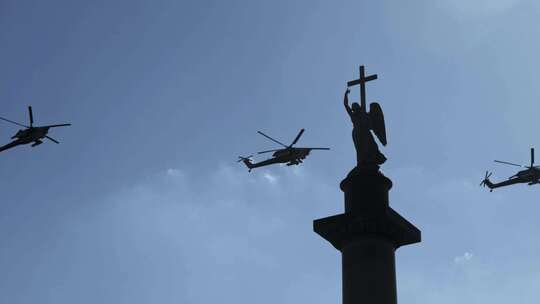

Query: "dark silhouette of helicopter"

xmin=0 ymin=106 xmax=71 ymax=153
xmin=238 ymin=129 xmax=329 ymax=172
xmin=481 ymin=148 xmax=540 ymax=191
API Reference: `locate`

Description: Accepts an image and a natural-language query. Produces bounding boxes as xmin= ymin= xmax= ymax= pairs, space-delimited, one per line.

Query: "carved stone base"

xmin=341 ymin=167 xmax=392 ymax=217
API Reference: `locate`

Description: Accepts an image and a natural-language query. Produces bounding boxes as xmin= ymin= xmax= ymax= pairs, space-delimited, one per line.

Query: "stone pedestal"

xmin=314 ymin=168 xmax=420 ymax=304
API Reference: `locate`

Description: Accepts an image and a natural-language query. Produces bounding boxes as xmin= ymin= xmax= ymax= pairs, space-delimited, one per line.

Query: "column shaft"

xmin=342 ymin=236 xmax=396 ymax=304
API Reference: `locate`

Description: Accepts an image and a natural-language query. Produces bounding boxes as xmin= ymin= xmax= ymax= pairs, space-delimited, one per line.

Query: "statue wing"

xmin=369 ymin=102 xmax=387 ymax=146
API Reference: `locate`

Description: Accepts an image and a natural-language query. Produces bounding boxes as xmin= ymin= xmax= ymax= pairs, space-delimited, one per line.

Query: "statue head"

xmin=351 ymin=102 xmax=361 ymax=112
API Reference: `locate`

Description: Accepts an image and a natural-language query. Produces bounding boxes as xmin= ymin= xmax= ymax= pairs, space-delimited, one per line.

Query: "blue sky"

xmin=1 ymin=0 xmax=540 ymax=303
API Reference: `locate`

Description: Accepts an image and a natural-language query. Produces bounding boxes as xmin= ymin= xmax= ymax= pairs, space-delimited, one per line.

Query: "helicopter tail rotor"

xmin=238 ymin=155 xmax=254 ymax=171
xmin=237 ymin=155 xmax=253 ymax=162
xmin=480 ymin=171 xmax=493 ymax=187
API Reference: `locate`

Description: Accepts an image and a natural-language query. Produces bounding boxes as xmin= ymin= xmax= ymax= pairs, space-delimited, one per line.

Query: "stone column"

xmin=314 ymin=169 xmax=420 ymax=304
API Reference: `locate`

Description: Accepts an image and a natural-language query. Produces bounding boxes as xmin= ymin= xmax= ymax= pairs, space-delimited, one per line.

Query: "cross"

xmin=347 ymin=65 xmax=377 ymax=110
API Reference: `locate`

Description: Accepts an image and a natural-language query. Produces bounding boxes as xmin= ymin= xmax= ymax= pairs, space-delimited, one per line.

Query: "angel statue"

xmin=343 ymin=88 xmax=387 ymax=168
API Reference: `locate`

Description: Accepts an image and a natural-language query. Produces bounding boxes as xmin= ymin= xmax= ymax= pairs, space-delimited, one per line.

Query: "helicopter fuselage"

xmin=242 ymin=148 xmax=313 ymax=171
xmin=257 ymin=148 xmax=311 ymax=166
xmin=272 ymin=148 xmax=310 ymax=160
xmin=513 ymin=167 xmax=540 ymax=182
xmin=0 ymin=127 xmax=51 ymax=152
xmin=11 ymin=127 xmax=50 ymax=143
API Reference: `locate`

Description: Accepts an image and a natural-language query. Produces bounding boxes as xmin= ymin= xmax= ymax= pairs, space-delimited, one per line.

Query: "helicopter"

xmin=238 ymin=128 xmax=329 ymax=172
xmin=0 ymin=106 xmax=71 ymax=153
xmin=480 ymin=147 xmax=540 ymax=192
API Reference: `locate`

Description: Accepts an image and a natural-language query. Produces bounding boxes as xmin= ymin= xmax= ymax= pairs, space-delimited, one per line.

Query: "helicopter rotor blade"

xmin=45 ymin=136 xmax=60 ymax=144
xmin=257 ymin=149 xmax=282 ymax=154
xmin=494 ymin=160 xmax=524 ymax=167
xmin=28 ymin=106 xmax=34 ymax=127
xmin=0 ymin=116 xmax=29 ymax=128
xmin=257 ymin=131 xmax=288 ymax=148
xmin=289 ymin=129 xmax=305 ymax=147
xmin=43 ymin=123 xmax=71 ymax=128
xmin=302 ymin=147 xmax=330 ymax=150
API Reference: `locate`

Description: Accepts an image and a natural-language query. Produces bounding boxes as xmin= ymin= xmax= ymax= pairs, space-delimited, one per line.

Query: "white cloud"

xmin=263 ymin=172 xmax=278 ymax=184
xmin=93 ymin=164 xmax=339 ymax=304
xmin=165 ymin=168 xmax=182 ymax=177
xmin=290 ymin=165 xmax=305 ymax=177
xmin=454 ymin=252 xmax=474 ymax=264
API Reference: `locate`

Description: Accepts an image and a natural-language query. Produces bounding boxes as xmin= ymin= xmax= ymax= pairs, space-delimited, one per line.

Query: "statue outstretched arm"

xmin=343 ymin=88 xmax=353 ymax=116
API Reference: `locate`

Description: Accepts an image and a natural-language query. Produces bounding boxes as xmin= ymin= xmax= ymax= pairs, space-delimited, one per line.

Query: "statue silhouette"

xmin=343 ymin=88 xmax=387 ymax=168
